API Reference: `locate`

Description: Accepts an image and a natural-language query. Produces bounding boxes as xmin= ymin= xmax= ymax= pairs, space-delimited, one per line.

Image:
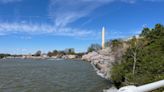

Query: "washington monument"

xmin=102 ymin=27 xmax=105 ymax=49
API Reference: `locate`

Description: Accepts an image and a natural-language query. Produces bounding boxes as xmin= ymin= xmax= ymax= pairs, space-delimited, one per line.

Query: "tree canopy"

xmin=87 ymin=44 xmax=101 ymax=52
xmin=111 ymin=24 xmax=164 ymax=92
xmin=34 ymin=50 xmax=42 ymax=56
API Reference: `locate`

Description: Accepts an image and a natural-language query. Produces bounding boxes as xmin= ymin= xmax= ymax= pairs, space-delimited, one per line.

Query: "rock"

xmin=62 ymin=55 xmax=77 ymax=59
xmin=96 ymin=63 xmax=107 ymax=70
xmin=67 ymin=55 xmax=77 ymax=59
xmin=103 ymin=86 xmax=118 ymax=92
xmin=93 ymin=60 xmax=99 ymax=65
xmin=51 ymin=56 xmax=58 ymax=58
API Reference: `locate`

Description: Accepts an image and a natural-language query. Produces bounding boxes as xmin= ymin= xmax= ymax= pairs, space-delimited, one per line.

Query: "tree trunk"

xmin=133 ymin=53 xmax=137 ymax=75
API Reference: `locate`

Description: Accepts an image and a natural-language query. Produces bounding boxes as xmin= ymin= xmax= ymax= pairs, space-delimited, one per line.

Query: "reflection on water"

xmin=0 ymin=59 xmax=111 ymax=92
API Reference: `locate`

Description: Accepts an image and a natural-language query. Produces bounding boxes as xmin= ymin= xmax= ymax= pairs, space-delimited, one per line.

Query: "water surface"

xmin=0 ymin=59 xmax=110 ymax=92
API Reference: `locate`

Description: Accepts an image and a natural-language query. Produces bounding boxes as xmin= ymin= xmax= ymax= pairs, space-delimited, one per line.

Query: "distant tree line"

xmin=30 ymin=48 xmax=84 ymax=58
xmin=87 ymin=44 xmax=101 ymax=52
xmin=47 ymin=50 xmax=66 ymax=57
xmin=0 ymin=54 xmax=11 ymax=59
xmin=46 ymin=48 xmax=84 ymax=58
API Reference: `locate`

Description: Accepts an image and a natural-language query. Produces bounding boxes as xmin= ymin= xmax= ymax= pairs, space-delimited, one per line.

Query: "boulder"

xmin=62 ymin=55 xmax=77 ymax=59
xmin=67 ymin=55 xmax=77 ymax=59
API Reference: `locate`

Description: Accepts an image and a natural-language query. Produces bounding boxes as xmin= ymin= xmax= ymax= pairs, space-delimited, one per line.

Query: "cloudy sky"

xmin=0 ymin=0 xmax=164 ymax=54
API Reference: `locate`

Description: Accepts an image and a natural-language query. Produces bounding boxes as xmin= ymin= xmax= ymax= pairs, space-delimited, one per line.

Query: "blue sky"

xmin=0 ymin=0 xmax=164 ymax=54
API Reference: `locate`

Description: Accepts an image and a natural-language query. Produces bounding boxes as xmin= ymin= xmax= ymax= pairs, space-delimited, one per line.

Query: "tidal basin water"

xmin=0 ymin=59 xmax=110 ymax=92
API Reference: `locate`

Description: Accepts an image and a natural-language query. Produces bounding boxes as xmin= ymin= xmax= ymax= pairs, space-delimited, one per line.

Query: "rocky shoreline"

xmin=82 ymin=48 xmax=113 ymax=79
xmin=82 ymin=45 xmax=127 ymax=79
xmin=81 ymin=43 xmax=129 ymax=92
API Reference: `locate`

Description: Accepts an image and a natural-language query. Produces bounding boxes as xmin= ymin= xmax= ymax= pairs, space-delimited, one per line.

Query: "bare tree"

xmin=129 ymin=36 xmax=145 ymax=75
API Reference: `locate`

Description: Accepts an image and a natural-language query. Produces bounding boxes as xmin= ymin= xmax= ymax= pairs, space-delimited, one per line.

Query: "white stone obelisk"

xmin=102 ymin=27 xmax=105 ymax=49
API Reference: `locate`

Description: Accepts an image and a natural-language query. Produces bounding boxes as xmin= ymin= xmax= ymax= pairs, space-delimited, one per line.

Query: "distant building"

xmin=64 ymin=48 xmax=75 ymax=54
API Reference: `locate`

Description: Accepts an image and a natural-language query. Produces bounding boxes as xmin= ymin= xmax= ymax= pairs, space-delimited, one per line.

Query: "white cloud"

xmin=48 ymin=0 xmax=115 ymax=27
xmin=48 ymin=0 xmax=140 ymax=28
xmin=0 ymin=0 xmax=22 ymax=4
xmin=0 ymin=32 xmax=6 ymax=36
xmin=121 ymin=0 xmax=136 ymax=3
xmin=0 ymin=0 xmax=148 ymax=39
xmin=144 ymin=0 xmax=164 ymax=2
xmin=46 ymin=0 xmax=142 ymax=40
xmin=16 ymin=48 xmax=28 ymax=52
xmin=20 ymin=36 xmax=32 ymax=40
xmin=0 ymin=22 xmax=94 ymax=37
